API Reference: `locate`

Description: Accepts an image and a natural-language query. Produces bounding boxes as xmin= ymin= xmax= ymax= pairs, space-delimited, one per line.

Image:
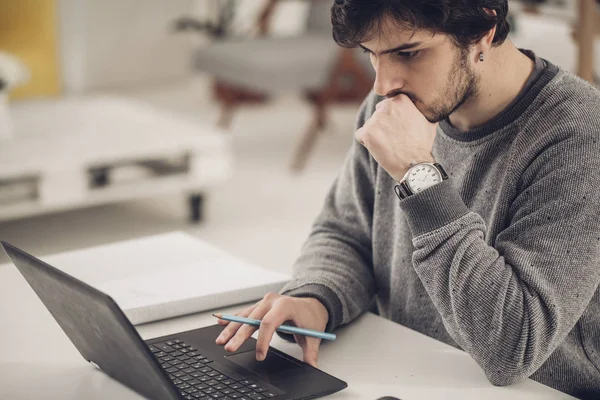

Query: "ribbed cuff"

xmin=276 ymin=284 xmax=343 ymax=342
xmin=398 ymin=179 xmax=470 ymax=237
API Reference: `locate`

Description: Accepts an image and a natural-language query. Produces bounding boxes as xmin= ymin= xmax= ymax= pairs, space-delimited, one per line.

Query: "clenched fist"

xmin=355 ymin=94 xmax=437 ymax=181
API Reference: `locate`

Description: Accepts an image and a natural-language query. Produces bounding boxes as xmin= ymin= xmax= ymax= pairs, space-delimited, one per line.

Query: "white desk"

xmin=0 ymin=95 xmax=232 ymax=222
xmin=0 ymin=239 xmax=575 ymax=400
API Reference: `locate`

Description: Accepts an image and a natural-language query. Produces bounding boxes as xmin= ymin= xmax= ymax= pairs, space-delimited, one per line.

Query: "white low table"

xmin=0 ymin=235 xmax=575 ymax=400
xmin=0 ymin=95 xmax=232 ymax=222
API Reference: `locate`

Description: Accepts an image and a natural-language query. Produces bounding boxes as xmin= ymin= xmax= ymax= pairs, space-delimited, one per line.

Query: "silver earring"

xmin=479 ymin=52 xmax=484 ymax=62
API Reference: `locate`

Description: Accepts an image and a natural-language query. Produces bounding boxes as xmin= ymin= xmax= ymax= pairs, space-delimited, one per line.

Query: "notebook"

xmin=40 ymin=232 xmax=291 ymax=325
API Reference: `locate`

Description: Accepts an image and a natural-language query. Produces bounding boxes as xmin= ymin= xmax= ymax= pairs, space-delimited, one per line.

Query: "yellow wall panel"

xmin=0 ymin=0 xmax=61 ymax=99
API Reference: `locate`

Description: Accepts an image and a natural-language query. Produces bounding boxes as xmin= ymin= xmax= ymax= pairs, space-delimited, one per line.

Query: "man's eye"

xmin=397 ymin=50 xmax=420 ymax=59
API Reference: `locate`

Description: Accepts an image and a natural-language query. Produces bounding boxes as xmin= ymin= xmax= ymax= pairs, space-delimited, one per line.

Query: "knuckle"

xmin=237 ymin=306 xmax=252 ymax=317
xmin=263 ymin=292 xmax=279 ymax=302
xmin=275 ymin=295 xmax=294 ymax=309
xmin=259 ymin=318 xmax=275 ymax=330
xmin=261 ymin=308 xmax=286 ymax=330
xmin=360 ymin=132 xmax=371 ymax=146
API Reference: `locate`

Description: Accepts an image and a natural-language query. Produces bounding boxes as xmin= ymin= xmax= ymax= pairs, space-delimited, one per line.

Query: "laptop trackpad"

xmin=226 ymin=350 xmax=303 ymax=380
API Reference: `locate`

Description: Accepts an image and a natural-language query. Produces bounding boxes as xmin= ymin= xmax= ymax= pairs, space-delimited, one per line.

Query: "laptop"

xmin=1 ymin=242 xmax=347 ymax=400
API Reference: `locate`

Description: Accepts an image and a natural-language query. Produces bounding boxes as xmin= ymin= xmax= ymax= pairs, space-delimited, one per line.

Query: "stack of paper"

xmin=43 ymin=232 xmax=291 ymax=325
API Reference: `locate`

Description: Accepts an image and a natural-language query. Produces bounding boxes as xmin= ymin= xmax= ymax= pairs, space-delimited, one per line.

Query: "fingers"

xmin=216 ymin=294 xmax=324 ymax=367
xmin=375 ymin=95 xmax=408 ymax=112
xmin=224 ymin=323 xmax=258 ymax=353
xmin=303 ymin=337 xmax=321 ymax=368
xmin=357 ymin=98 xmax=394 ymax=148
xmin=375 ymin=95 xmax=413 ymax=118
xmin=391 ymin=93 xmax=410 ymax=102
xmin=255 ymin=297 xmax=293 ymax=361
xmin=215 ymin=303 xmax=257 ymax=345
xmin=221 ymin=294 xmax=277 ymax=352
xmin=375 ymin=99 xmax=389 ymax=112
xmin=355 ymin=127 xmax=367 ymax=147
xmin=295 ymin=334 xmax=321 ymax=368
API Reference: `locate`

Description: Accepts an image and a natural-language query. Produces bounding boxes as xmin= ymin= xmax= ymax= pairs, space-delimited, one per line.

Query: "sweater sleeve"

xmin=278 ymin=92 xmax=380 ymax=333
xmin=399 ymin=131 xmax=600 ymax=385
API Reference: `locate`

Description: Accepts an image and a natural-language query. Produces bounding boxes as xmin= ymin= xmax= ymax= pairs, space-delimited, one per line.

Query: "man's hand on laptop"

xmin=215 ymin=293 xmax=329 ymax=367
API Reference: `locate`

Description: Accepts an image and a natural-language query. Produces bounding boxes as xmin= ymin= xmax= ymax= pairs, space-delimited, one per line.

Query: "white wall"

xmin=57 ymin=0 xmax=309 ymax=94
xmin=59 ymin=0 xmax=197 ymax=93
xmin=229 ymin=0 xmax=309 ymax=36
xmin=57 ymin=0 xmax=89 ymax=94
xmin=509 ymin=11 xmax=600 ymax=77
xmin=59 ymin=1 xmax=598 ymax=93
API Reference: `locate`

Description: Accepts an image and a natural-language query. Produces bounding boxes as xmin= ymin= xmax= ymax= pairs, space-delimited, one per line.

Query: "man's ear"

xmin=480 ymin=8 xmax=498 ymax=52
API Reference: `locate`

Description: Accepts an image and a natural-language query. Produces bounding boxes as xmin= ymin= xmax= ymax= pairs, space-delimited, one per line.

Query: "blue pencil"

xmin=212 ymin=313 xmax=336 ymax=341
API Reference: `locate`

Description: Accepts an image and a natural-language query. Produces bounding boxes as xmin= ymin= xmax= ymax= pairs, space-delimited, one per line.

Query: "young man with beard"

xmin=215 ymin=1 xmax=600 ymax=398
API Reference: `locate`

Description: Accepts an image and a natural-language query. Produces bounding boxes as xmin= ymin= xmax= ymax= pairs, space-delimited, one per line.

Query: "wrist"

xmin=396 ymin=161 xmax=448 ymax=199
xmin=394 ymin=155 xmax=436 ymax=181
xmin=407 ymin=154 xmax=435 ymax=171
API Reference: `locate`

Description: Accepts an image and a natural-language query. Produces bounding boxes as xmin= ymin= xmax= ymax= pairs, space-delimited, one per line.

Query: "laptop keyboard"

xmin=149 ymin=339 xmax=284 ymax=400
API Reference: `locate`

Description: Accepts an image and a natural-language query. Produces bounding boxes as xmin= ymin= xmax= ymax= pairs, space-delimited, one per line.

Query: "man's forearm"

xmin=399 ymin=179 xmax=600 ymax=385
xmin=280 ymin=225 xmax=376 ymax=332
xmin=281 ymin=91 xmax=382 ymax=333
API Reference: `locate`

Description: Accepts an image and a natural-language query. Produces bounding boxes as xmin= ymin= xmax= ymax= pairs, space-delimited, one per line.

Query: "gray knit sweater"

xmin=281 ymin=58 xmax=600 ymax=399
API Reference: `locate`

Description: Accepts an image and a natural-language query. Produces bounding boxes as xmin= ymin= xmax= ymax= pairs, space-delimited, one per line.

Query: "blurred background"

xmin=0 ymin=0 xmax=598 ymax=273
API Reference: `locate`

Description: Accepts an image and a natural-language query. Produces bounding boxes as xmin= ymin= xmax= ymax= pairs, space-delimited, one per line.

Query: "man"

xmin=216 ymin=0 xmax=600 ymax=398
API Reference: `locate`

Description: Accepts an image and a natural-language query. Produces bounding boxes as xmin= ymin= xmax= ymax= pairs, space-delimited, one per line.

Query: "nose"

xmin=372 ymin=59 xmax=405 ymax=97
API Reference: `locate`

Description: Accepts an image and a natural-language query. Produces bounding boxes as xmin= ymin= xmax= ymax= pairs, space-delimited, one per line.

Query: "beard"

xmin=402 ymin=47 xmax=480 ymax=124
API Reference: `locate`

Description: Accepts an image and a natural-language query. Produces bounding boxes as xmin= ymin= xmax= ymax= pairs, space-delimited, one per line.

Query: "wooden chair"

xmin=194 ymin=0 xmax=373 ymax=171
xmin=573 ymin=0 xmax=599 ymax=82
xmin=519 ymin=0 xmax=598 ymax=83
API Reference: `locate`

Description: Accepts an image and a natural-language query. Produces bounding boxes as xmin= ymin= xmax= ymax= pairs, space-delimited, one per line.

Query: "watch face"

xmin=406 ymin=164 xmax=443 ymax=193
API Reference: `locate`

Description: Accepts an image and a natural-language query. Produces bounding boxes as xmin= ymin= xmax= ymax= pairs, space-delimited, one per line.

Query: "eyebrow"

xmin=359 ymin=41 xmax=423 ymax=56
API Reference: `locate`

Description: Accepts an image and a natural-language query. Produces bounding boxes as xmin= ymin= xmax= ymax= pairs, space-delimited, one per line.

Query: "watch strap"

xmin=394 ymin=182 xmax=410 ymax=200
xmin=434 ymin=163 xmax=449 ymax=180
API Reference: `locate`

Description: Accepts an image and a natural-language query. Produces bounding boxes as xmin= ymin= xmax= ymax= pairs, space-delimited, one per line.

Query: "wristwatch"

xmin=394 ymin=162 xmax=448 ymax=199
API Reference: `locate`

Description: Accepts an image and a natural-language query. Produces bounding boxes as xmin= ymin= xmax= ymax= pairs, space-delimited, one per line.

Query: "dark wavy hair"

xmin=331 ymin=0 xmax=510 ymax=49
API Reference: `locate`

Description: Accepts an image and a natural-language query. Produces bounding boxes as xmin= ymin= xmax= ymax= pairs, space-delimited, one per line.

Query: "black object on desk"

xmin=2 ymin=241 xmax=348 ymax=400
